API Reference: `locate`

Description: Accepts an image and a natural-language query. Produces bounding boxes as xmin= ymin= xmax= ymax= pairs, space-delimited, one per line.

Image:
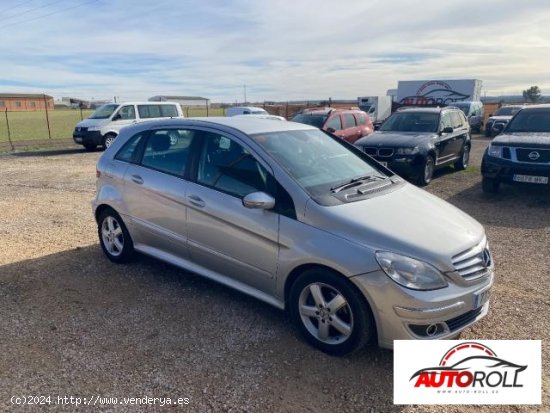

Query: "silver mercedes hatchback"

xmin=93 ymin=117 xmax=494 ymax=355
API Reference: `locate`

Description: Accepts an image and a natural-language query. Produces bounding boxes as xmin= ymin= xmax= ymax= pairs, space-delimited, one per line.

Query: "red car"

xmin=292 ymin=108 xmax=374 ymax=143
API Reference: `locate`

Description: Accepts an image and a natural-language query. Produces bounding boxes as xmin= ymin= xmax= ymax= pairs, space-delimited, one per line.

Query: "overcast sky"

xmin=1 ymin=0 xmax=549 ymax=102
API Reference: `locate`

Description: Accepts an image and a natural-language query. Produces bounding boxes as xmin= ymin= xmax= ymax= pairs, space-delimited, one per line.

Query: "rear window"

xmin=357 ymin=113 xmax=367 ymax=125
xmin=291 ymin=113 xmax=328 ymax=128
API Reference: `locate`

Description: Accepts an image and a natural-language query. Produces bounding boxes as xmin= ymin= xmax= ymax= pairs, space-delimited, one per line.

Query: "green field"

xmin=0 ymin=107 xmax=225 ymax=143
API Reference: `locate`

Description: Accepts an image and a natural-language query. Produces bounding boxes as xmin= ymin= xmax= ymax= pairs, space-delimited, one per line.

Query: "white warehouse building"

xmin=148 ymin=95 xmax=210 ymax=108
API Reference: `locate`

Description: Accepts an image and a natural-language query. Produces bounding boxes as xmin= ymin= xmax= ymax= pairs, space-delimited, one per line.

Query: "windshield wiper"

xmin=330 ymin=174 xmax=385 ymax=192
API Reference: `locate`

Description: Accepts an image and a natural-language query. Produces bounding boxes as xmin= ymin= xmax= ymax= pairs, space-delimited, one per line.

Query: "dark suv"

xmin=291 ymin=108 xmax=373 ymax=143
xmin=484 ymin=105 xmax=525 ymax=137
xmin=481 ymin=104 xmax=550 ymax=193
xmin=354 ymin=107 xmax=471 ymax=185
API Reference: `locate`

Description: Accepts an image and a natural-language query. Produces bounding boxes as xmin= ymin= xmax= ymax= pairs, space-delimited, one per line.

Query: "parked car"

xmin=354 ymin=107 xmax=471 ymax=185
xmin=291 ymin=108 xmax=373 ymax=143
xmin=454 ymin=101 xmax=484 ymax=133
xmin=73 ymin=102 xmax=184 ymax=151
xmin=484 ymin=105 xmax=526 ymax=137
xmin=225 ymin=106 xmax=268 ymax=116
xmin=481 ymin=104 xmax=550 ymax=193
xmin=94 ymin=117 xmax=493 ymax=355
xmin=234 ymin=113 xmax=286 ymax=121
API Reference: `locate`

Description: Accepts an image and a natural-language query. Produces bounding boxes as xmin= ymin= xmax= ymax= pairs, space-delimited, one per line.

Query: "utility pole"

xmin=243 ymin=85 xmax=247 ymax=104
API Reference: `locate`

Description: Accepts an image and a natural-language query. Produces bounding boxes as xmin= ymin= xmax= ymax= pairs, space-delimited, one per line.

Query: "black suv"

xmin=354 ymin=107 xmax=471 ymax=185
xmin=481 ymin=104 xmax=550 ymax=193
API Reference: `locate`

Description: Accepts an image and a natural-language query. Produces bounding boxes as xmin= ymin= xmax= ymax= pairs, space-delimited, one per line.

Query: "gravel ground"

xmin=0 ymin=139 xmax=548 ymax=412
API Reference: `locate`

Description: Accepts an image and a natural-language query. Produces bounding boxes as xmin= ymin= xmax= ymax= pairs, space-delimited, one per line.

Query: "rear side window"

xmin=115 ymin=132 xmax=145 ymax=163
xmin=450 ymin=111 xmax=463 ymax=128
xmin=342 ymin=113 xmax=356 ymax=129
xmin=356 ymin=113 xmax=367 ymax=125
xmin=440 ymin=113 xmax=452 ymax=130
xmin=138 ymin=105 xmax=162 ymax=119
xmin=140 ymin=129 xmax=195 ymax=177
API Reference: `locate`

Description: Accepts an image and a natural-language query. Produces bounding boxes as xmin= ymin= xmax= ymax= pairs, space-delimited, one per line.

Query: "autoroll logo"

xmin=394 ymin=340 xmax=541 ymax=405
xmin=410 ymin=342 xmax=526 ymax=390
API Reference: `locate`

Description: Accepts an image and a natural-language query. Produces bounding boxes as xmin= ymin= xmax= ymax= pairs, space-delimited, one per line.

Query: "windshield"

xmin=380 ymin=112 xmax=439 ymax=133
xmin=250 ymin=129 xmax=384 ymax=200
xmin=495 ymin=107 xmax=522 ymax=116
xmin=291 ymin=113 xmax=328 ymax=128
xmin=89 ymin=104 xmax=119 ymax=119
xmin=505 ymin=108 xmax=550 ymax=133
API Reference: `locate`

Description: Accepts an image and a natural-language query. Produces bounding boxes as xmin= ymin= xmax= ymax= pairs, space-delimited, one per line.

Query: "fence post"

xmin=186 ymin=107 xmax=190 ymax=117
xmin=80 ymin=107 xmax=84 ymax=120
xmin=285 ymin=101 xmax=289 ymax=119
xmin=205 ymin=99 xmax=209 ymax=117
xmin=43 ymin=94 xmax=52 ymax=139
xmin=5 ymin=108 xmax=14 ymax=151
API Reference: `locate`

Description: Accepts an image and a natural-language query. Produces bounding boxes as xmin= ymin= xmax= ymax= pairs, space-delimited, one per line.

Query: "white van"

xmin=73 ymin=101 xmax=184 ymax=150
xmin=225 ymin=106 xmax=268 ymax=117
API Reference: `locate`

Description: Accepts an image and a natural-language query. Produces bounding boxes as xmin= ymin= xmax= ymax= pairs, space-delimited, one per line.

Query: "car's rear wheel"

xmin=482 ymin=177 xmax=500 ymax=194
xmin=98 ymin=209 xmax=134 ymax=263
xmin=418 ymin=155 xmax=435 ymax=186
xmin=102 ymin=133 xmax=117 ymax=150
xmin=289 ymin=268 xmax=374 ymax=356
xmin=454 ymin=145 xmax=470 ymax=170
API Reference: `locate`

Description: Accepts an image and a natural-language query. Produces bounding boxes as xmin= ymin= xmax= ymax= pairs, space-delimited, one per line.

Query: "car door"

xmin=324 ymin=114 xmax=342 ymax=136
xmin=435 ymin=112 xmax=456 ymax=164
xmin=449 ymin=111 xmax=469 ymax=156
xmin=122 ymin=128 xmax=198 ymax=259
xmin=186 ymin=130 xmax=279 ymax=295
xmin=341 ymin=112 xmax=362 ymax=143
xmin=111 ymin=104 xmax=137 ymax=133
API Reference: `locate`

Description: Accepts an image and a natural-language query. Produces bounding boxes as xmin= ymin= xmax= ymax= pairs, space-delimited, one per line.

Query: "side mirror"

xmin=441 ymin=126 xmax=454 ymax=134
xmin=326 ymin=127 xmax=336 ymax=134
xmin=242 ymin=192 xmax=275 ymax=210
xmin=492 ymin=123 xmax=504 ymax=135
xmin=112 ymin=113 xmax=122 ymax=121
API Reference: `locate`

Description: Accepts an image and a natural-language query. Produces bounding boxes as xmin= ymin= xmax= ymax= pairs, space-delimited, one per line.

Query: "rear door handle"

xmin=131 ymin=174 xmax=143 ymax=185
xmin=188 ymin=194 xmax=206 ymax=208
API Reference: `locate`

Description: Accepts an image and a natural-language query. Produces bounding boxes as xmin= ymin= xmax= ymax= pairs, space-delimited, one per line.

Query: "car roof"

xmin=396 ymin=107 xmax=445 ymax=113
xmin=100 ymin=101 xmax=180 ymax=106
xmin=298 ymin=108 xmax=363 ymax=115
xmin=517 ymin=103 xmax=550 ymax=110
xmin=129 ymin=116 xmax=316 ymax=135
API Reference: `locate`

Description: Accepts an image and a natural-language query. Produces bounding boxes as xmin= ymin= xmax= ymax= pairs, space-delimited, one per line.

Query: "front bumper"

xmin=482 ymin=154 xmax=550 ymax=186
xmin=368 ymin=154 xmax=424 ymax=179
xmin=350 ymin=268 xmax=494 ymax=349
xmin=73 ymin=129 xmax=102 ymax=146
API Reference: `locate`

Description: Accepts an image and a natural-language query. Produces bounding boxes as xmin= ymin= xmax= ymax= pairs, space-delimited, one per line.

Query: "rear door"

xmin=449 ymin=111 xmax=469 ymax=156
xmin=435 ymin=112 xmax=456 ymax=163
xmin=122 ymin=128 xmax=198 ymax=258
xmin=341 ymin=112 xmax=362 ymax=143
xmin=185 ymin=130 xmax=280 ymax=295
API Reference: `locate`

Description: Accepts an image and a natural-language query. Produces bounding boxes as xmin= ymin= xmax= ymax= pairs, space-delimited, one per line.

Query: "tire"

xmin=83 ymin=143 xmax=96 ymax=152
xmin=289 ymin=268 xmax=374 ymax=356
xmin=97 ymin=208 xmax=135 ymax=263
xmin=482 ymin=177 xmax=500 ymax=194
xmin=417 ymin=155 xmax=435 ymax=186
xmin=454 ymin=145 xmax=470 ymax=170
xmin=102 ymin=133 xmax=117 ymax=150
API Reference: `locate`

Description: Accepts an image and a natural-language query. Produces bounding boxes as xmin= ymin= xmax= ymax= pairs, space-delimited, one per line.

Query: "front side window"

xmin=325 ymin=115 xmax=342 ymax=130
xmin=140 ymin=129 xmax=195 ymax=176
xmin=117 ymin=105 xmax=136 ymax=120
xmin=197 ymin=133 xmax=271 ymax=198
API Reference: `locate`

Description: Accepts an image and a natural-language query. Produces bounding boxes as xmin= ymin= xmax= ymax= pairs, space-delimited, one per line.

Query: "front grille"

xmin=515 ymin=148 xmax=550 ymax=163
xmin=362 ymin=147 xmax=394 ymax=157
xmin=451 ymin=242 xmax=492 ymax=281
xmin=502 ymin=147 xmax=511 ymax=160
xmin=75 ymin=127 xmax=88 ymax=132
xmin=446 ymin=307 xmax=483 ymax=332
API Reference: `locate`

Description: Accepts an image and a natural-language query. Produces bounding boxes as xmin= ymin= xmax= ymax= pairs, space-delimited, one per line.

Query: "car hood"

xmin=355 ymin=131 xmax=435 ymax=147
xmin=491 ymin=132 xmax=550 ymax=148
xmin=304 ymin=183 xmax=484 ymax=272
xmin=75 ymin=118 xmax=108 ymax=128
xmin=487 ymin=115 xmax=512 ymax=122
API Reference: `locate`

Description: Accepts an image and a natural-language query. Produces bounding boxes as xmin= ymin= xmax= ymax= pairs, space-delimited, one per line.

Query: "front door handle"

xmin=131 ymin=174 xmax=143 ymax=185
xmin=188 ymin=194 xmax=206 ymax=208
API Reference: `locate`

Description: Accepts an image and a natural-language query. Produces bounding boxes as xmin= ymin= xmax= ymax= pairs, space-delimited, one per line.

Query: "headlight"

xmin=375 ymin=251 xmax=448 ymax=290
xmin=88 ymin=126 xmax=100 ymax=131
xmin=396 ymin=147 xmax=419 ymax=155
xmin=487 ymin=144 xmax=502 ymax=158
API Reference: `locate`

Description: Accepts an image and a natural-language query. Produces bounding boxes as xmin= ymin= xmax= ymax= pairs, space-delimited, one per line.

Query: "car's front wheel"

xmin=102 ymin=133 xmax=117 ymax=150
xmin=289 ymin=269 xmax=374 ymax=356
xmin=417 ymin=155 xmax=435 ymax=186
xmin=98 ymin=209 xmax=134 ymax=263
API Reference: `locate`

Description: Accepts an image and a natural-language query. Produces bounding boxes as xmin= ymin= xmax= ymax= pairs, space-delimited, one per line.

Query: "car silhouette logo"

xmin=528 ymin=151 xmax=540 ymax=161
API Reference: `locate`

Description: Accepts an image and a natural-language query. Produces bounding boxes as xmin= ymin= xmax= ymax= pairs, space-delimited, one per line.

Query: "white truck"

xmin=357 ymin=96 xmax=392 ymax=128
xmin=395 ymin=79 xmax=482 ymax=106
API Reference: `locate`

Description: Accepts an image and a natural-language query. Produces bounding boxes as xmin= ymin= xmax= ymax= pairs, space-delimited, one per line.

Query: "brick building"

xmin=0 ymin=93 xmax=54 ymax=111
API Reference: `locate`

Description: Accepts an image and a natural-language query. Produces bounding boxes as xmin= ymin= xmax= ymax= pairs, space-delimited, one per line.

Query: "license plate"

xmin=379 ymin=161 xmax=388 ymax=167
xmin=474 ymin=288 xmax=490 ymax=309
xmin=513 ymin=174 xmax=548 ymax=184
xmin=74 ymin=137 xmax=82 ymax=143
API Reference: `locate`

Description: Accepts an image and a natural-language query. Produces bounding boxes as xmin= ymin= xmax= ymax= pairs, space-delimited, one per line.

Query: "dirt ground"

xmin=0 ymin=138 xmax=548 ymax=412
